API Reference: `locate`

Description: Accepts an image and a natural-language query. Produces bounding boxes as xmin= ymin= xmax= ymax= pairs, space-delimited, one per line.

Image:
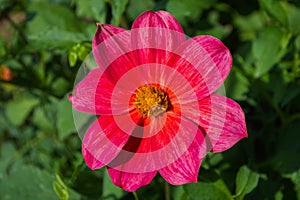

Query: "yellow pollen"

xmin=134 ymin=85 xmax=169 ymax=117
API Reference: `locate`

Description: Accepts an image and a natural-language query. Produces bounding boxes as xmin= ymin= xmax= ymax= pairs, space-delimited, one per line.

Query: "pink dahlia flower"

xmin=70 ymin=10 xmax=247 ymax=191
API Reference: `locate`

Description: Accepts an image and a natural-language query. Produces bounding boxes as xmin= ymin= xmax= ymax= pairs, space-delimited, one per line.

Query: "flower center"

xmin=134 ymin=85 xmax=169 ymax=117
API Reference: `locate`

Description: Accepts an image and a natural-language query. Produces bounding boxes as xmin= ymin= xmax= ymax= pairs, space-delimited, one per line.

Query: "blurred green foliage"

xmin=0 ymin=0 xmax=300 ymax=199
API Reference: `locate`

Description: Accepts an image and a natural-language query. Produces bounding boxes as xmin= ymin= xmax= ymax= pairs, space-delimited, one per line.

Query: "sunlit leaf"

xmin=235 ymin=165 xmax=260 ymax=200
xmin=74 ymin=0 xmax=107 ymax=23
xmin=27 ymin=28 xmax=86 ymax=51
xmin=111 ymin=0 xmax=129 ymax=26
xmin=167 ymin=0 xmax=215 ymax=26
xmin=252 ymin=27 xmax=289 ymax=77
xmin=57 ymin=95 xmax=76 ymax=140
xmin=5 ymin=96 xmax=39 ymax=126
xmin=126 ymin=0 xmax=155 ymax=21
xmin=259 ymin=0 xmax=287 ymax=26
xmin=0 ymin=165 xmax=57 ymax=200
xmin=184 ymin=180 xmax=232 ymax=200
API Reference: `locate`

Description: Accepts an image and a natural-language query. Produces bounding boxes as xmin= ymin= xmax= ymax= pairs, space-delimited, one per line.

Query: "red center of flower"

xmin=134 ymin=85 xmax=169 ymax=117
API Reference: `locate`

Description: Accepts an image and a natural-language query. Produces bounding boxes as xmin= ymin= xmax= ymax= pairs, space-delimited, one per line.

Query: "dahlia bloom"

xmin=71 ymin=10 xmax=247 ymax=191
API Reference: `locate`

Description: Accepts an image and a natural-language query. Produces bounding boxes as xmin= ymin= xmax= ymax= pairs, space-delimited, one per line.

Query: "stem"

xmin=165 ymin=181 xmax=171 ymax=200
xmin=132 ymin=191 xmax=139 ymax=200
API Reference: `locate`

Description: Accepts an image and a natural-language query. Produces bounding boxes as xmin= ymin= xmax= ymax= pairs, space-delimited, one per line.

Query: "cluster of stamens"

xmin=134 ymin=85 xmax=169 ymax=117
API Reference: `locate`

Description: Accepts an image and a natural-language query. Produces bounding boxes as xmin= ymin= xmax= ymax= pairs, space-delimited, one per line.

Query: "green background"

xmin=1 ymin=0 xmax=300 ymax=199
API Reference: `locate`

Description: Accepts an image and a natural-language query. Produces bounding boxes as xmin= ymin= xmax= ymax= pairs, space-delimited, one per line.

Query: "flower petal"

xmin=159 ymin=130 xmax=206 ymax=185
xmin=82 ymin=144 xmax=105 ymax=170
xmin=109 ymin=112 xmax=201 ymax=173
xmin=170 ymin=36 xmax=232 ymax=100
xmin=72 ymin=68 xmax=101 ymax=114
xmin=107 ymin=168 xmax=157 ymax=192
xmin=131 ymin=11 xmax=186 ymax=65
xmin=72 ymin=68 xmax=134 ymax=115
xmin=132 ymin=10 xmax=184 ymax=32
xmin=82 ymin=115 xmax=137 ymax=170
xmin=181 ymin=94 xmax=247 ymax=152
xmin=92 ymin=24 xmax=134 ymax=70
xmin=93 ymin=24 xmax=127 ymax=47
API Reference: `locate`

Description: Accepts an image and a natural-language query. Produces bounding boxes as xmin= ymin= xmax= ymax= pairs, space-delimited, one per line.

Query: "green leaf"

xmin=5 ymin=96 xmax=39 ymax=126
xmin=0 ymin=40 xmax=6 ymax=57
xmin=225 ymin=68 xmax=249 ymax=100
xmin=173 ymin=185 xmax=189 ymax=200
xmin=68 ymin=50 xmax=78 ymax=67
xmin=184 ymin=180 xmax=232 ymax=200
xmin=289 ymin=169 xmax=300 ymax=199
xmin=233 ymin=11 xmax=265 ymax=41
xmin=56 ymin=95 xmax=76 ymax=140
xmin=282 ymin=2 xmax=300 ymax=34
xmin=259 ymin=0 xmax=288 ymax=26
xmin=53 ymin=174 xmax=69 ymax=200
xmin=126 ymin=0 xmax=155 ymax=20
xmin=111 ymin=0 xmax=129 ymax=26
xmin=51 ymin=78 xmax=70 ymax=96
xmin=0 ymin=165 xmax=57 ymax=200
xmin=28 ymin=28 xmax=86 ymax=51
xmin=0 ymin=142 xmax=16 ymax=174
xmin=74 ymin=0 xmax=107 ymax=23
xmin=295 ymin=35 xmax=300 ymax=51
xmin=32 ymin=106 xmax=55 ymax=133
xmin=235 ymin=165 xmax=260 ymax=200
xmin=27 ymin=2 xmax=83 ymax=33
xmin=252 ymin=27 xmax=289 ymax=77
xmin=166 ymin=0 xmax=215 ymax=26
xmin=102 ymin=170 xmax=126 ymax=199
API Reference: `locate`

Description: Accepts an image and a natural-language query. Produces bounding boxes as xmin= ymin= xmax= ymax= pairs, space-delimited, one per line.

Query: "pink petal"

xmin=107 ymin=168 xmax=157 ymax=192
xmin=132 ymin=10 xmax=184 ymax=33
xmin=181 ymin=94 xmax=247 ymax=152
xmin=170 ymin=36 xmax=232 ymax=100
xmin=82 ymin=115 xmax=137 ymax=170
xmin=82 ymin=144 xmax=105 ymax=170
xmin=72 ymin=68 xmax=104 ymax=114
xmin=159 ymin=130 xmax=206 ymax=185
xmin=131 ymin=11 xmax=186 ymax=65
xmin=92 ymin=24 xmax=134 ymax=70
xmin=109 ymin=112 xmax=201 ymax=174
xmin=93 ymin=23 xmax=127 ymax=47
xmin=72 ymin=68 xmax=134 ymax=115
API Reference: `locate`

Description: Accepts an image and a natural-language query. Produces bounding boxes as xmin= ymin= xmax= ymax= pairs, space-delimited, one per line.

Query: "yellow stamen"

xmin=134 ymin=85 xmax=169 ymax=117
